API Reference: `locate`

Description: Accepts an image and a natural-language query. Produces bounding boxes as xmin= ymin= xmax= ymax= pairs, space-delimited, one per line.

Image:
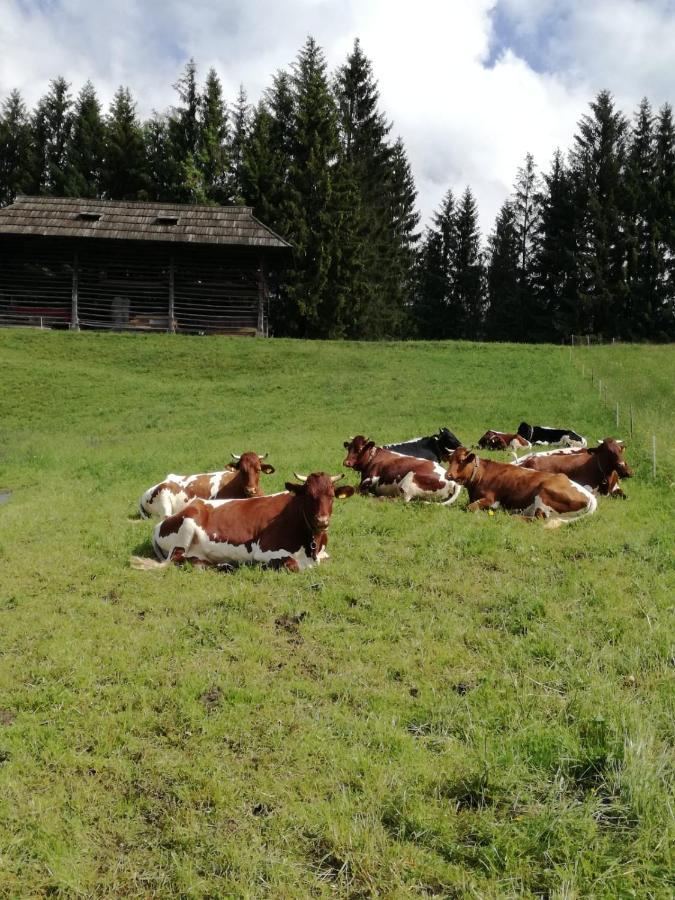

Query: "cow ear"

xmin=225 ymin=463 xmax=238 ymax=472
xmin=285 ymin=481 xmax=303 ymax=494
xmin=261 ymin=464 xmax=275 ymax=474
xmin=465 ymin=451 xmax=476 ymax=464
xmin=335 ymin=485 xmax=355 ymax=500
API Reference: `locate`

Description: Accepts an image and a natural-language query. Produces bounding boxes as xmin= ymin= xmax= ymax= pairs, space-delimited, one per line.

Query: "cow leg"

xmin=538 ymin=484 xmax=596 ymax=520
xmin=165 ymin=516 xmax=200 ymax=565
xmin=605 ymin=471 xmax=626 ymax=498
xmin=467 ymin=497 xmax=494 ymax=512
xmin=267 ymin=556 xmax=300 ymax=572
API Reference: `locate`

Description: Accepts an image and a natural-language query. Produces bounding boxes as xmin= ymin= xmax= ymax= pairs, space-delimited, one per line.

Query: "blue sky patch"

xmin=486 ymin=3 xmax=569 ymax=74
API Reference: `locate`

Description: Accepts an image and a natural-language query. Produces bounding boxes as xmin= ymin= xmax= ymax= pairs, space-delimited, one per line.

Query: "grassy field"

xmin=0 ymin=330 xmax=673 ymax=898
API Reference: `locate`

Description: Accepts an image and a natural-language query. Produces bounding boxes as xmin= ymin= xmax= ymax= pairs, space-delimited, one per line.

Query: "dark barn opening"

xmin=0 ymin=197 xmax=290 ymax=335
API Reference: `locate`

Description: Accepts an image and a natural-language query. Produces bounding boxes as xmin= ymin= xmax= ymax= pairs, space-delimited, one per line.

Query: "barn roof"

xmin=0 ymin=196 xmax=291 ymax=249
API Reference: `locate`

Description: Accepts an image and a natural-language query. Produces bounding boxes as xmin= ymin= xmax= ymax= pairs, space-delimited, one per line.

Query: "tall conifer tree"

xmin=531 ymin=149 xmax=583 ymax=340
xmin=624 ymin=98 xmax=660 ymax=338
xmin=0 ymin=90 xmax=32 ymax=206
xmin=654 ymin=103 xmax=675 ymax=337
xmin=281 ymin=37 xmax=341 ymax=337
xmin=413 ymin=188 xmax=456 ymax=338
xmin=30 ymin=77 xmax=73 ymax=194
xmin=102 ymin=86 xmax=148 ymax=200
xmin=64 ymin=81 xmax=105 ymax=197
xmin=570 ymin=90 xmax=629 ymax=337
xmin=451 ymin=187 xmax=484 ymax=338
xmin=485 ymin=201 xmax=520 ymax=340
xmin=198 ymin=68 xmax=230 ymax=204
xmin=229 ymin=85 xmax=250 ymax=204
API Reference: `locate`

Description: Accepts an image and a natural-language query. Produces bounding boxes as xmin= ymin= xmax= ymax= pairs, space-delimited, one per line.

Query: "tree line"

xmin=1 ymin=37 xmax=673 ymax=341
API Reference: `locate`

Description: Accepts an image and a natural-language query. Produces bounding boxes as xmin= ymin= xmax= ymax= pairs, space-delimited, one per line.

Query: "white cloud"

xmin=1 ymin=0 xmax=674 ymax=235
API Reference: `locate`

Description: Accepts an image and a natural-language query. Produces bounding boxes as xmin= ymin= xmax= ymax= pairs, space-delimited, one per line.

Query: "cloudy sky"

xmin=3 ymin=0 xmax=675 ymax=232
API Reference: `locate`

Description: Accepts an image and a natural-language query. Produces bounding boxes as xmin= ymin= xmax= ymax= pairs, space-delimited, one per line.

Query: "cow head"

xmin=447 ymin=447 xmax=479 ymax=484
xmin=436 ymin=427 xmax=461 ymax=459
xmin=342 ymin=435 xmax=376 ymax=469
xmin=477 ymin=430 xmax=507 ymax=450
xmin=517 ymin=422 xmax=534 ymax=441
xmin=226 ymin=451 xmax=275 ymax=496
xmin=598 ymin=438 xmax=634 ymax=479
xmin=285 ymin=472 xmax=354 ymax=532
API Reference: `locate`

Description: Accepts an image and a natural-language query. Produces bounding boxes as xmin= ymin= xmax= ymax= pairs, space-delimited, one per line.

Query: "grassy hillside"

xmin=0 ymin=331 xmax=673 ymax=897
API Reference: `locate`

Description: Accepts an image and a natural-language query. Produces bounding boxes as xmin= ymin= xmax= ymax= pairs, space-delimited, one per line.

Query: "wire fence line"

xmin=567 ymin=339 xmax=673 ymax=480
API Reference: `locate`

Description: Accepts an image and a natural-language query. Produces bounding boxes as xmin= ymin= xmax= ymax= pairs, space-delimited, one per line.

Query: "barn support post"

xmin=256 ymin=256 xmax=266 ymax=337
xmin=168 ymin=254 xmax=175 ymax=332
xmin=70 ymin=249 xmax=79 ymax=331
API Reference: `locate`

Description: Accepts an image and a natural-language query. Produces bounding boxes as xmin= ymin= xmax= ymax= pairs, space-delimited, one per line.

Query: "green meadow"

xmin=0 ymin=330 xmax=673 ymax=898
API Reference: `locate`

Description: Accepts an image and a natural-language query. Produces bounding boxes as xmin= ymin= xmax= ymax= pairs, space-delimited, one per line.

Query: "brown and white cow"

xmin=514 ymin=438 xmax=634 ymax=497
xmin=447 ymin=447 xmax=597 ymax=524
xmin=477 ymin=430 xmax=531 ymax=451
xmin=342 ymin=435 xmax=461 ymax=504
xmin=132 ymin=472 xmax=354 ymax=572
xmin=139 ymin=452 xmax=275 ymax=518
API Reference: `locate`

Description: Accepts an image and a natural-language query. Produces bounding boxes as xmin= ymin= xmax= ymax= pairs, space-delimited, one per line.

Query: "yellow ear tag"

xmin=488 ymin=509 xmax=495 ymax=517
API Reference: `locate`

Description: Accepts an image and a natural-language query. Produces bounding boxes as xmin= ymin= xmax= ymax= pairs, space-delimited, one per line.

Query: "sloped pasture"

xmin=0 ymin=331 xmax=673 ymax=897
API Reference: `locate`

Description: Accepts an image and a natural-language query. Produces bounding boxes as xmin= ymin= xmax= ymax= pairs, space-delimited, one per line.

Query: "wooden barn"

xmin=0 ymin=196 xmax=290 ymax=335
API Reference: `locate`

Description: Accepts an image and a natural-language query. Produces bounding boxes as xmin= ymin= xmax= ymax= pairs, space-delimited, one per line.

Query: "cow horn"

xmin=293 ymin=473 xmax=308 ymax=482
xmin=258 ymin=452 xmax=268 ymax=460
xmin=330 ymin=473 xmax=345 ymax=483
xmin=231 ymin=452 xmax=241 ymax=461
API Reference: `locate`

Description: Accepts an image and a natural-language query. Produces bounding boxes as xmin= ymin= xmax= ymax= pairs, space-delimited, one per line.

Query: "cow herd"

xmin=131 ymin=423 xmax=634 ymax=573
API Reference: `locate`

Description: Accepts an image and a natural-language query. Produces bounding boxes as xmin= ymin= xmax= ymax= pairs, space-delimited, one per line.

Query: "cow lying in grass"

xmin=447 ymin=447 xmax=597 ymax=525
xmin=517 ymin=422 xmax=587 ymax=447
xmin=476 ymin=430 xmax=531 ymax=451
xmin=139 ymin=452 xmax=275 ymax=518
xmin=343 ymin=435 xmax=461 ymax=504
xmin=132 ymin=472 xmax=354 ymax=572
xmin=383 ymin=427 xmax=462 ymax=462
xmin=514 ymin=438 xmax=633 ymax=497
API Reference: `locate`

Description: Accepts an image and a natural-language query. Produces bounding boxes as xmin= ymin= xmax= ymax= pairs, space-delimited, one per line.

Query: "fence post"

xmin=168 ymin=254 xmax=176 ymax=333
xmin=70 ymin=249 xmax=80 ymax=331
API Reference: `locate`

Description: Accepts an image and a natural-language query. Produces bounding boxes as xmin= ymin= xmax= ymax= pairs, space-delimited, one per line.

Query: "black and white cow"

xmin=383 ymin=427 xmax=462 ymax=462
xmin=517 ymin=422 xmax=587 ymax=447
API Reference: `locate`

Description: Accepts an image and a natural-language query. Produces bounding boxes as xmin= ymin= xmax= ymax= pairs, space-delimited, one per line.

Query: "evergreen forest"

xmin=1 ymin=37 xmax=673 ymax=342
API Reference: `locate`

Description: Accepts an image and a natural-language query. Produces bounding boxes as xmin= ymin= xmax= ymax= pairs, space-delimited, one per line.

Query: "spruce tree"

xmin=485 ymin=201 xmax=520 ymax=340
xmin=30 ymin=77 xmax=73 ymax=195
xmin=570 ymin=90 xmax=629 ymax=337
xmin=102 ymin=87 xmax=148 ymax=200
xmin=64 ymin=81 xmax=105 ymax=197
xmin=198 ymin=68 xmax=231 ymax=204
xmin=229 ymin=85 xmax=250 ymax=204
xmin=624 ymin=98 xmax=660 ymax=338
xmin=413 ymin=188 xmax=456 ymax=338
xmin=144 ymin=116 xmax=180 ymax=201
xmin=654 ymin=103 xmax=675 ymax=337
xmin=451 ymin=187 xmax=484 ymax=338
xmin=531 ymin=149 xmax=583 ymax=340
xmin=512 ymin=152 xmax=540 ymax=330
xmin=381 ymin=137 xmax=420 ymax=336
xmin=0 ymin=90 xmax=32 ymax=206
xmin=168 ymin=59 xmax=203 ymax=201
xmin=282 ymin=37 xmax=341 ymax=337
xmin=333 ymin=39 xmax=393 ymax=336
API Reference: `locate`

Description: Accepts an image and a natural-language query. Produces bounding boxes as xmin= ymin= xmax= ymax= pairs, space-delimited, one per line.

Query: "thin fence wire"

xmin=567 ymin=338 xmax=672 ymax=480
